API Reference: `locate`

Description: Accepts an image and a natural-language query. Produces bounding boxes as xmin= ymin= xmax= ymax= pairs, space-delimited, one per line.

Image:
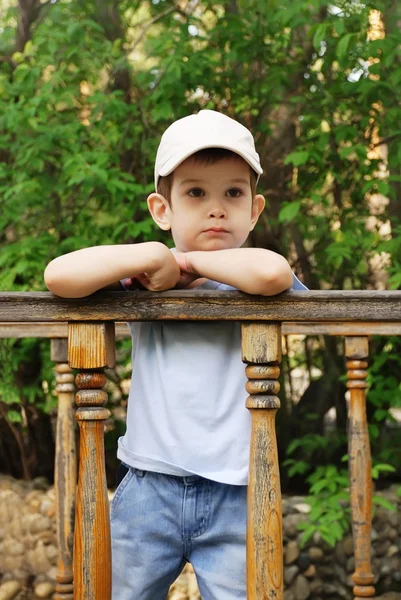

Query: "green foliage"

xmin=297 ymin=465 xmax=350 ymax=547
xmin=0 ymin=340 xmax=21 ymax=420
xmin=367 ymin=337 xmax=401 ymax=467
xmin=284 ymin=426 xmax=398 ymax=544
xmin=1 ymin=0 xmax=400 ymax=292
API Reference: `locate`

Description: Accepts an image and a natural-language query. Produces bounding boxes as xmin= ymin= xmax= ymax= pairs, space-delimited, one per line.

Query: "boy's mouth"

xmin=204 ymin=227 xmax=229 ymax=233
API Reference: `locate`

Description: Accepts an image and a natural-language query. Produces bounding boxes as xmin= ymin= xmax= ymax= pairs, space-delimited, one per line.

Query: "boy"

xmin=45 ymin=110 xmax=307 ymax=599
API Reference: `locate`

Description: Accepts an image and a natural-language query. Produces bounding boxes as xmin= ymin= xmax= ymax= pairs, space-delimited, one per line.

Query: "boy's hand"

xmin=174 ymin=252 xmax=205 ymax=289
xmin=135 ymin=244 xmax=180 ymax=291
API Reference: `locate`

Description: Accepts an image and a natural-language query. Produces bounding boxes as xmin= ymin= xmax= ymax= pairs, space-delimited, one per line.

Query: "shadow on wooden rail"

xmin=2 ymin=289 xmax=401 ymax=600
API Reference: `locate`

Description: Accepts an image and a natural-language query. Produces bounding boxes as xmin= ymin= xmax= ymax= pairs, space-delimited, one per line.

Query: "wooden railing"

xmin=2 ymin=289 xmax=401 ymax=600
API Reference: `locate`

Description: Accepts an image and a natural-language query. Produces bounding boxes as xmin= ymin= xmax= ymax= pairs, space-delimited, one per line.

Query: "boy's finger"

xmin=175 ymin=272 xmax=199 ymax=289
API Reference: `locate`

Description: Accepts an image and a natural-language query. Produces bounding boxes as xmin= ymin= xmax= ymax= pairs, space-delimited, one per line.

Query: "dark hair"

xmin=157 ymin=148 xmax=258 ymax=204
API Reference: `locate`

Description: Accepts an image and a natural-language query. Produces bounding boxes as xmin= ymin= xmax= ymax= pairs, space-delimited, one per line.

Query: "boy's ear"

xmin=250 ymin=194 xmax=265 ymax=231
xmin=147 ymin=193 xmax=171 ymax=231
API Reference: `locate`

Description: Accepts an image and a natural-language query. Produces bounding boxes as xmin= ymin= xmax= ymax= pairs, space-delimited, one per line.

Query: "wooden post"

xmin=242 ymin=322 xmax=283 ymax=600
xmin=345 ymin=336 xmax=375 ymax=600
xmin=51 ymin=338 xmax=77 ymax=600
xmin=68 ymin=322 xmax=115 ymax=600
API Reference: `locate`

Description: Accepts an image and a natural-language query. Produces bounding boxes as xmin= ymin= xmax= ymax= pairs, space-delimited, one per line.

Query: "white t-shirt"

xmin=117 ymin=274 xmax=307 ymax=485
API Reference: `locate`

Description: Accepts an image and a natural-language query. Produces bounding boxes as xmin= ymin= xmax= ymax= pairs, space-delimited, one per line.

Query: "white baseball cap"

xmin=154 ymin=110 xmax=263 ymax=191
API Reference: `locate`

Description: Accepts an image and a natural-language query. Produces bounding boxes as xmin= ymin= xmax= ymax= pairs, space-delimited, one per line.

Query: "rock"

xmin=29 ymin=516 xmax=51 ymax=534
xmin=297 ymin=552 xmax=311 ymax=571
xmin=8 ymin=541 xmax=25 ymax=556
xmin=38 ymin=531 xmax=53 ymax=545
xmin=343 ymin=535 xmax=354 ymax=556
xmin=294 ymin=503 xmax=311 ymax=515
xmin=32 ymin=477 xmax=50 ymax=491
xmin=34 ymin=581 xmax=55 ymax=598
xmin=333 ymin=563 xmax=348 ymax=585
xmin=47 ymin=566 xmax=58 ymax=582
xmin=308 ymin=546 xmax=324 ymax=562
xmin=309 ymin=577 xmax=323 ymax=593
xmin=27 ymin=541 xmax=52 ymax=572
xmin=45 ymin=543 xmax=58 ymax=562
xmin=168 ymin=563 xmax=201 ymax=599
xmin=8 ymin=519 xmax=22 ymax=539
xmin=335 ymin=541 xmax=347 ymax=566
xmin=284 ymin=565 xmax=299 ymax=586
xmin=40 ymin=499 xmax=54 ymax=518
xmin=376 ymin=540 xmax=391 ymax=557
xmin=303 ymin=564 xmax=316 ymax=578
xmin=0 ymin=581 xmax=22 ymax=600
xmin=346 ymin=555 xmax=354 ymax=574
xmin=283 ymin=514 xmax=305 ymax=539
xmin=285 ymin=540 xmax=300 ymax=565
xmin=322 ymin=582 xmax=341 ymax=595
xmin=282 ymin=498 xmax=294 ymax=517
xmin=318 ymin=565 xmax=337 ymax=578
xmin=293 ymin=574 xmax=310 ymax=600
xmin=387 ymin=510 xmax=399 ymax=528
xmin=312 ymin=531 xmax=321 ymax=544
xmin=377 ymin=524 xmax=392 ymax=542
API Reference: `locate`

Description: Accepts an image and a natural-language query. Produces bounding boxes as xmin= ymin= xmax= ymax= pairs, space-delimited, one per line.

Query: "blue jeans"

xmin=110 ymin=465 xmax=247 ymax=599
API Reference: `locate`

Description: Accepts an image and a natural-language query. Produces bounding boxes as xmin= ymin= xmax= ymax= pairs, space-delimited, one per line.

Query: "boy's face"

xmin=148 ymin=155 xmax=265 ymax=252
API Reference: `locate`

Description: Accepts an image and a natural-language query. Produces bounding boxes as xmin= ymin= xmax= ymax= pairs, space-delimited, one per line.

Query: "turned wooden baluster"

xmin=242 ymin=322 xmax=283 ymax=600
xmin=345 ymin=336 xmax=375 ymax=600
xmin=68 ymin=322 xmax=115 ymax=600
xmin=51 ymin=338 xmax=77 ymax=600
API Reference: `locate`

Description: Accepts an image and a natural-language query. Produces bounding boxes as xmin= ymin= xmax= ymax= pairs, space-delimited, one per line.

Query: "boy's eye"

xmin=188 ymin=188 xmax=205 ymax=197
xmin=226 ymin=188 xmax=243 ymax=198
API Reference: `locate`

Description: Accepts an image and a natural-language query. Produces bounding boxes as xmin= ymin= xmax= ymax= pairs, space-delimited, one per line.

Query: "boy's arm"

xmin=44 ymin=242 xmax=180 ymax=298
xmin=175 ymin=248 xmax=293 ymax=296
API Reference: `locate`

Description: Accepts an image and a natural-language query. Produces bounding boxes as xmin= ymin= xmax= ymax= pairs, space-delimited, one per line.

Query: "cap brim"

xmin=157 ymin=142 xmax=263 ymax=189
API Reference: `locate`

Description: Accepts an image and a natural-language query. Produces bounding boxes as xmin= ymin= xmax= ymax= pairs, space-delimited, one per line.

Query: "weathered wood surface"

xmin=283 ymin=321 xmax=401 ymax=336
xmin=70 ymin=324 xmax=114 ymax=600
xmin=0 ymin=322 xmax=130 ymax=338
xmin=3 ymin=320 xmax=401 ymax=338
xmin=1 ymin=290 xmax=401 ymax=322
xmin=345 ymin=337 xmax=375 ymax=600
xmin=242 ymin=323 xmax=283 ymax=600
xmin=51 ymin=339 xmax=76 ymax=600
xmin=69 ymin=322 xmax=115 ymax=370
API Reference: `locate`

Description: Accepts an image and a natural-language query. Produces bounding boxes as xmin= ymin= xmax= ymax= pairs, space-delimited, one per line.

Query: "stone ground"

xmin=0 ymin=567 xmax=200 ymax=599
xmin=2 ymin=476 xmax=401 ymax=599
xmin=168 ymin=564 xmax=200 ymax=599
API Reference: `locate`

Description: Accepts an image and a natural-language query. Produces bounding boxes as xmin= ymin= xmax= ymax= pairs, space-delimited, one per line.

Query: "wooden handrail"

xmin=2 ymin=290 xmax=400 ymax=599
xmin=3 ymin=319 xmax=401 ymax=337
xmin=1 ymin=289 xmax=401 ymax=322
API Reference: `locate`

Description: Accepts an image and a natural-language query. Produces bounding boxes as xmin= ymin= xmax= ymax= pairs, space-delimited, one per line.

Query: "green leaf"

xmin=372 ymin=463 xmax=396 ymax=480
xmin=7 ymin=410 xmax=22 ymax=423
xmin=373 ymin=496 xmax=396 ymax=512
xmin=333 ymin=19 xmax=345 ymax=37
xmin=313 ymin=23 xmax=329 ymax=50
xmin=278 ymin=201 xmax=301 ymax=223
xmin=336 ymin=34 xmax=356 ymax=61
xmin=284 ymin=151 xmax=310 ymax=166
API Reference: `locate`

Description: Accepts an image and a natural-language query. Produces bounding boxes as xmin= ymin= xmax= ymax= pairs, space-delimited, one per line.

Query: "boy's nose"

xmin=208 ymin=207 xmax=226 ymax=218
